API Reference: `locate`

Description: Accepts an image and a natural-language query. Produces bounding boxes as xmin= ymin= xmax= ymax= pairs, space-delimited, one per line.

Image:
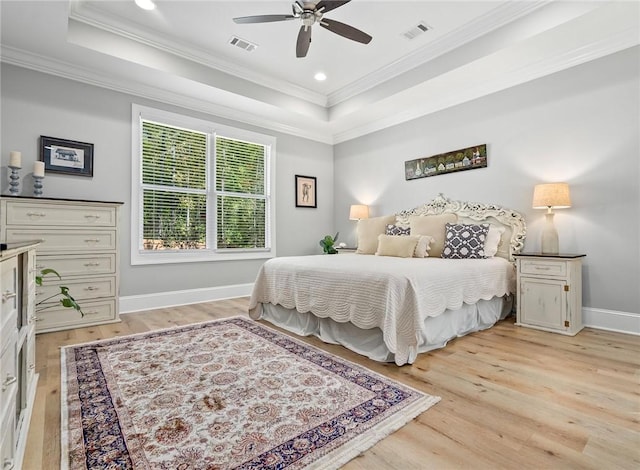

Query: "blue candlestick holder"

xmin=8 ymin=165 xmax=21 ymax=195
xmin=34 ymin=175 xmax=44 ymax=197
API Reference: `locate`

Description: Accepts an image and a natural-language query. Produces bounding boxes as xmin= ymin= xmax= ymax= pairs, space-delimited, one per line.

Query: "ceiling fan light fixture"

xmin=134 ymin=0 xmax=156 ymax=11
xmin=314 ymin=72 xmax=327 ymax=81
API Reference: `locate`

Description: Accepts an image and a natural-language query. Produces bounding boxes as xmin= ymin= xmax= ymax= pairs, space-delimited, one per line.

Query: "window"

xmin=131 ymin=105 xmax=276 ymax=265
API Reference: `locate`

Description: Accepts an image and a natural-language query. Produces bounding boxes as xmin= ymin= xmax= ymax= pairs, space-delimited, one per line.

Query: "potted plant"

xmin=36 ymin=268 xmax=83 ymax=315
xmin=319 ymin=232 xmax=339 ymax=254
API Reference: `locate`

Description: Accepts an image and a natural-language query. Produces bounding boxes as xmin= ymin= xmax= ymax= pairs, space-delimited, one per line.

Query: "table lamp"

xmin=349 ymin=204 xmax=369 ymax=220
xmin=532 ymin=182 xmax=571 ymax=254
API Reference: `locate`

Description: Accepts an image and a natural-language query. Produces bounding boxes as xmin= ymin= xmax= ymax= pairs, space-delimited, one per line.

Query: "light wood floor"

xmin=24 ymin=298 xmax=639 ymax=469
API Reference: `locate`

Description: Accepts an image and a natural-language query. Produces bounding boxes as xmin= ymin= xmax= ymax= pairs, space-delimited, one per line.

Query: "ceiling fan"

xmin=233 ymin=1 xmax=372 ymax=58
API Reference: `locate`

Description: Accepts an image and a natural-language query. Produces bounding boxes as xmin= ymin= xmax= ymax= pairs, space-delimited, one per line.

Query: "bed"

xmin=249 ymin=194 xmax=526 ymax=365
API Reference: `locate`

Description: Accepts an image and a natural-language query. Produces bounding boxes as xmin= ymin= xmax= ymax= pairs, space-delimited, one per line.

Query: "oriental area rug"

xmin=61 ymin=317 xmax=440 ymax=469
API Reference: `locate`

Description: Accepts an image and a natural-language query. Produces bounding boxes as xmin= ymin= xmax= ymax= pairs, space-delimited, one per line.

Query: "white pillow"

xmin=375 ymin=234 xmax=420 ymax=258
xmin=484 ymin=225 xmax=506 ymax=257
xmin=414 ymin=235 xmax=435 ymax=258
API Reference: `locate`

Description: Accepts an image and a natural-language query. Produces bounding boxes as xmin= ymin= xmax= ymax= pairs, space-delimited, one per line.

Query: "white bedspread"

xmin=249 ymin=254 xmax=515 ymax=365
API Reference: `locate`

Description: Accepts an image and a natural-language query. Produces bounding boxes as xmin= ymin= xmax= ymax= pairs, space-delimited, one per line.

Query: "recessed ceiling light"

xmin=135 ymin=0 xmax=156 ymax=11
xmin=314 ymin=72 xmax=327 ymax=81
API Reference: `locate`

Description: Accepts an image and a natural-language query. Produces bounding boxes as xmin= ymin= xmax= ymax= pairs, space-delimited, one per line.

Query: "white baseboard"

xmin=121 ymin=287 xmax=639 ymax=337
xmin=119 ymin=283 xmax=254 ymax=314
xmin=583 ymin=307 xmax=640 ymax=335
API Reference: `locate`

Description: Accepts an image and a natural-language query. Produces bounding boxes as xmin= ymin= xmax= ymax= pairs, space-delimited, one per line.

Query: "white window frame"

xmin=131 ymin=104 xmax=276 ymax=265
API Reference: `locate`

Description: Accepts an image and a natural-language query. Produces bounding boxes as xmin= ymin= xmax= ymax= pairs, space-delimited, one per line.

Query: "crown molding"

xmin=0 ymin=46 xmax=334 ymax=144
xmin=68 ymin=1 xmax=328 ymax=107
xmin=332 ymin=30 xmax=639 ymax=144
xmin=326 ymin=0 xmax=551 ymax=107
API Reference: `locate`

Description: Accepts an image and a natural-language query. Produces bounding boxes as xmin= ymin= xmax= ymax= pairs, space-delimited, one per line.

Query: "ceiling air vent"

xmin=402 ymin=21 xmax=431 ymax=40
xmin=228 ymin=36 xmax=257 ymax=52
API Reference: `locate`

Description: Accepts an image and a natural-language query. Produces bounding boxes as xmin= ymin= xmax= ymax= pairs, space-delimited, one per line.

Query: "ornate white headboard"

xmin=395 ymin=194 xmax=527 ymax=262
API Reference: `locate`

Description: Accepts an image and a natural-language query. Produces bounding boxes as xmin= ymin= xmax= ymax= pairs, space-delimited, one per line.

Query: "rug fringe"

xmin=305 ymin=394 xmax=441 ymax=470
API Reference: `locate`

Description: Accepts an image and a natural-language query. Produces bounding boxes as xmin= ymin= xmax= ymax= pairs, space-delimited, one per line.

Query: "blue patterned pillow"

xmin=442 ymin=223 xmax=489 ymax=259
xmin=385 ymin=224 xmax=410 ymax=236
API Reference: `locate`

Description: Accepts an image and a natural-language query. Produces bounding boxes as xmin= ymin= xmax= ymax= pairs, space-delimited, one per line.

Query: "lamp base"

xmin=541 ymin=212 xmax=559 ymax=254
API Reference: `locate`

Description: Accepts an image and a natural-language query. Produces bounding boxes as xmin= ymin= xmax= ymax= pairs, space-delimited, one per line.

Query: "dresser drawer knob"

xmin=84 ymin=262 xmax=101 ymax=267
xmin=2 ymin=290 xmax=16 ymax=303
xmin=85 ymin=214 xmax=101 ymax=219
xmin=85 ymin=310 xmax=100 ymax=315
xmin=2 ymin=374 xmax=17 ymax=391
xmin=85 ymin=286 xmax=99 ymax=291
xmin=84 ymin=238 xmax=100 ymax=243
xmin=26 ymin=211 xmax=45 ymax=217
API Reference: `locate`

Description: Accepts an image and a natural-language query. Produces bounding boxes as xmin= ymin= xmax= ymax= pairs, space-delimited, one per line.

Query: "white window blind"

xmin=131 ymin=104 xmax=275 ymax=265
xmin=215 ymin=136 xmax=267 ymax=249
xmin=141 ymin=120 xmax=208 ymax=251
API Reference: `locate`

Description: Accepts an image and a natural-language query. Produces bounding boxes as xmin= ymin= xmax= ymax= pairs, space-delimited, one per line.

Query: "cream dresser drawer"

xmin=35 ymin=299 xmax=117 ymax=333
xmin=6 ymin=229 xmax=116 ymax=253
xmin=5 ymin=202 xmax=116 ymax=227
xmin=37 ymin=276 xmax=116 ymax=302
xmin=35 ymin=254 xmax=116 ymax=277
xmin=0 ymin=396 xmax=16 ymax=470
xmin=519 ymin=259 xmax=567 ymax=277
xmin=0 ymin=329 xmax=17 ymax=414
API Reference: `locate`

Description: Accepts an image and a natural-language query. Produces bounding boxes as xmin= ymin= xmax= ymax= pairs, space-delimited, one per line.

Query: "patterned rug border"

xmin=61 ymin=315 xmax=440 ymax=469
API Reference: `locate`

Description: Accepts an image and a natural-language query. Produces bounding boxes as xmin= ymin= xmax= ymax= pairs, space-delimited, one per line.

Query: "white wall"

xmin=0 ymin=64 xmax=335 ymax=297
xmin=334 ymin=47 xmax=640 ymax=317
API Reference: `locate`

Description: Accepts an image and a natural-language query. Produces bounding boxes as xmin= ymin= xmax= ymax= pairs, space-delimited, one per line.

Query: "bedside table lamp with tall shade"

xmin=532 ymin=182 xmax=571 ymax=254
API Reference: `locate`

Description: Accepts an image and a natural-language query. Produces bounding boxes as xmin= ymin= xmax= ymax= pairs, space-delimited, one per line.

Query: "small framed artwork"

xmin=295 ymin=175 xmax=317 ymax=208
xmin=39 ymin=136 xmax=94 ymax=177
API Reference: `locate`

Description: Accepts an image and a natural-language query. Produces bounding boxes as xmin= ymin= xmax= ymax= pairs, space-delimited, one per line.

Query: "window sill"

xmin=131 ymin=249 xmax=275 ymax=265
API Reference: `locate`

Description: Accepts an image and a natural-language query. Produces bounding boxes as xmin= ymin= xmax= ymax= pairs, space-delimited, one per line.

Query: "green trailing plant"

xmin=35 ymin=268 xmax=83 ymax=316
xmin=319 ymin=232 xmax=339 ymax=254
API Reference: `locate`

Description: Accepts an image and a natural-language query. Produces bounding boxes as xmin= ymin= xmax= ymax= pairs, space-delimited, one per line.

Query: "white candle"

xmin=33 ymin=161 xmax=45 ymax=177
xmin=9 ymin=151 xmax=21 ymax=168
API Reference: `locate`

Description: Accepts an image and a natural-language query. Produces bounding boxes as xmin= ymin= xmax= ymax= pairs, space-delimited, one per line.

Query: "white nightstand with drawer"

xmin=514 ymin=253 xmax=586 ymax=336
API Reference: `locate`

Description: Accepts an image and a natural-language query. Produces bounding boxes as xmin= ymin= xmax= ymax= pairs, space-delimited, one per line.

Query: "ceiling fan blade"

xmin=296 ymin=25 xmax=312 ymax=58
xmin=315 ymin=1 xmax=351 ymax=14
xmin=319 ymin=18 xmax=372 ymax=44
xmin=233 ymin=15 xmax=296 ymax=24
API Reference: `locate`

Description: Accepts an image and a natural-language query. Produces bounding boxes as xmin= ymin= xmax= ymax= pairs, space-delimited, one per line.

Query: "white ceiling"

xmin=1 ymin=1 xmax=638 ymax=144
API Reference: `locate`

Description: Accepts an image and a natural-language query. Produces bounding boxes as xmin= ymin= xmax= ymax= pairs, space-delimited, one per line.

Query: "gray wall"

xmin=1 ymin=64 xmax=334 ymax=296
xmin=334 ymin=47 xmax=640 ymax=315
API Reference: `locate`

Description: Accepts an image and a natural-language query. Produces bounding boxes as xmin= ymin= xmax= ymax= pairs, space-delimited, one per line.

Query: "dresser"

xmin=1 ymin=241 xmax=39 ymax=470
xmin=0 ymin=196 xmax=123 ymax=333
xmin=514 ymin=253 xmax=586 ymax=336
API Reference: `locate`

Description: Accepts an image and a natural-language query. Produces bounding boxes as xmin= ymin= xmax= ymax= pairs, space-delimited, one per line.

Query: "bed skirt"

xmin=256 ymin=296 xmax=513 ymax=365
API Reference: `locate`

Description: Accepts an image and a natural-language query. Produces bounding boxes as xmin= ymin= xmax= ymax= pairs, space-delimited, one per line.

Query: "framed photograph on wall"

xmin=39 ymin=136 xmax=94 ymax=177
xmin=295 ymin=175 xmax=317 ymax=208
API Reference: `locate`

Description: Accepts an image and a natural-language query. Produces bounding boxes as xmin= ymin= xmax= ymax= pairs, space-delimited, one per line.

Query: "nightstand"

xmin=514 ymin=253 xmax=586 ymax=336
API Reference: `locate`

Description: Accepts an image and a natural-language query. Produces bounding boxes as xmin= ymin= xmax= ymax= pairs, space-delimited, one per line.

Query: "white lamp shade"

xmin=349 ymin=204 xmax=369 ymax=220
xmin=532 ymin=183 xmax=571 ymax=209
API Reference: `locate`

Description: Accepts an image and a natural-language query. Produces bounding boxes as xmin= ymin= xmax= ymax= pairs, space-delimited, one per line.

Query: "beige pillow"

xmin=484 ymin=225 xmax=506 ymax=257
xmin=414 ymin=235 xmax=435 ymax=258
xmin=375 ymin=234 xmax=420 ymax=258
xmin=409 ymin=213 xmax=458 ymax=258
xmin=356 ymin=215 xmax=397 ymax=254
